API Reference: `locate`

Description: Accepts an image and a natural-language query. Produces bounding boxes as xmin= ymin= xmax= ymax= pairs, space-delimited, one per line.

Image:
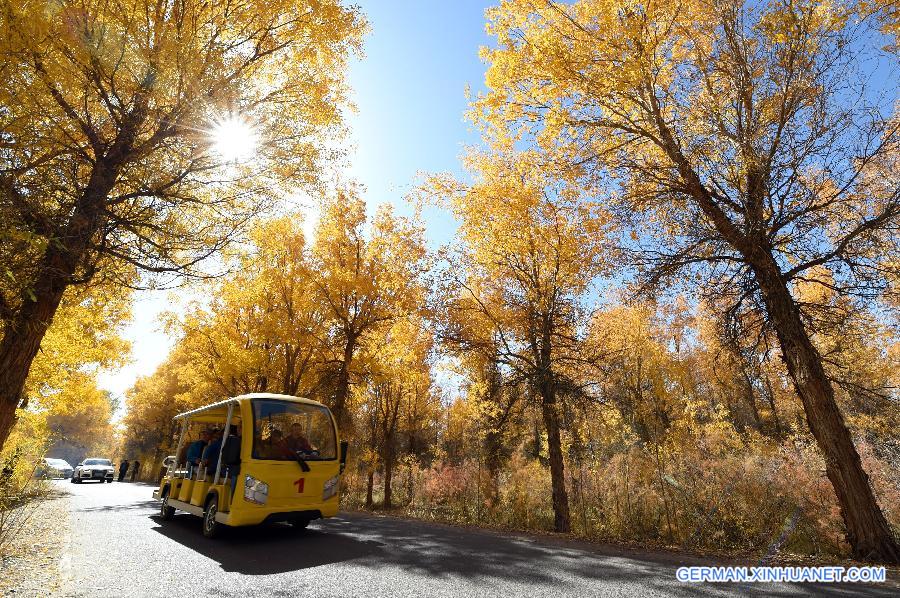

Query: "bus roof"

xmin=173 ymin=394 xmax=327 ymax=421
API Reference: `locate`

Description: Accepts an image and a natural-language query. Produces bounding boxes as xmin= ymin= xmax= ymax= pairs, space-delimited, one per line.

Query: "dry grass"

xmin=341 ymin=432 xmax=900 ymax=561
xmin=0 ymin=486 xmax=71 ymax=597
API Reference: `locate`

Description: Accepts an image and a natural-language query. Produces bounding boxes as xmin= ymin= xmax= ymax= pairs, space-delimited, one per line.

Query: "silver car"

xmin=40 ymin=458 xmax=74 ymax=479
xmin=72 ymin=458 xmax=115 ymax=483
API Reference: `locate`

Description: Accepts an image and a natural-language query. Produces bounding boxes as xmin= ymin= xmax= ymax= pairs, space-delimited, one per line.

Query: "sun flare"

xmin=211 ymin=116 xmax=258 ymax=162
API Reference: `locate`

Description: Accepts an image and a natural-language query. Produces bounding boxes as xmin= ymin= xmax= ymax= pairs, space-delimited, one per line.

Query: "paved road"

xmin=58 ymin=480 xmax=893 ymax=597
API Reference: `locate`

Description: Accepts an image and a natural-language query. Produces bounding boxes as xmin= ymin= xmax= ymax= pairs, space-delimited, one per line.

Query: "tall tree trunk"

xmin=741 ymin=371 xmax=764 ymax=432
xmin=763 ymin=374 xmax=783 ymax=438
xmin=531 ymin=406 xmax=542 ymax=461
xmin=365 ymin=470 xmax=374 ymax=509
xmin=383 ymin=444 xmax=393 ymax=510
xmin=0 ymin=172 xmax=112 ymax=448
xmin=538 ymin=378 xmax=570 ymax=533
xmin=331 ymin=336 xmax=356 ymax=429
xmin=0 ymin=96 xmax=145 ymax=450
xmin=406 ymin=461 xmax=414 ymax=506
xmin=0 ymin=288 xmax=67 ymax=448
xmin=753 ymin=259 xmax=900 ymax=563
xmin=483 ymin=428 xmax=503 ymax=506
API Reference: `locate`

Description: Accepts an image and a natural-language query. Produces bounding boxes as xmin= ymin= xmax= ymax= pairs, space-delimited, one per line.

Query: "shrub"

xmin=0 ymin=412 xmax=51 ymax=556
xmin=338 ymin=422 xmax=899 ymax=559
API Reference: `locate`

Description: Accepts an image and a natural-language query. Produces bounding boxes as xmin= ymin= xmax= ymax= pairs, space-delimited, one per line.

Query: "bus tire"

xmin=159 ymin=487 xmax=175 ymax=521
xmin=290 ymin=518 xmax=310 ymax=530
xmin=202 ymin=495 xmax=221 ymax=539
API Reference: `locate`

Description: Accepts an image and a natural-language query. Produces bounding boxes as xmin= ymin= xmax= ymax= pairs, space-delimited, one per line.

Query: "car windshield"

xmin=251 ymin=399 xmax=336 ymax=461
xmin=83 ymin=459 xmax=111 ymax=466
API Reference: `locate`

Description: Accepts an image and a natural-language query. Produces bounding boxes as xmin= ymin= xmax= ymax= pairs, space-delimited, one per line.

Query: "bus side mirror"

xmin=339 ymin=441 xmax=348 ymax=474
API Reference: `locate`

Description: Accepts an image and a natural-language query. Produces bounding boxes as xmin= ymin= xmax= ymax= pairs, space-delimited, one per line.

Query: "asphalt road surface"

xmin=58 ymin=480 xmax=894 ymax=597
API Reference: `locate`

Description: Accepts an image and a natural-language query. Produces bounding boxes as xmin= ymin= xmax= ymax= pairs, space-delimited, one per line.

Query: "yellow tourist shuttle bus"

xmin=153 ymin=393 xmax=348 ymax=538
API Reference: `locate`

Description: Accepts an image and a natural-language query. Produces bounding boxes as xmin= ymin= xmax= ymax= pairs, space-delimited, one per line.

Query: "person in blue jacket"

xmin=200 ymin=428 xmax=224 ymax=477
xmin=185 ymin=429 xmax=211 ymax=477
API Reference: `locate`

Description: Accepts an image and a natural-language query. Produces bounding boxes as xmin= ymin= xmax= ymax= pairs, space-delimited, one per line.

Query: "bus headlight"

xmin=243 ymin=475 xmax=269 ymax=505
xmin=322 ymin=475 xmax=339 ymax=500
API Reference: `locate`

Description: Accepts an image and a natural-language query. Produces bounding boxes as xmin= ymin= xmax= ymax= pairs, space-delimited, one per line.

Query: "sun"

xmin=211 ymin=115 xmax=258 ymax=162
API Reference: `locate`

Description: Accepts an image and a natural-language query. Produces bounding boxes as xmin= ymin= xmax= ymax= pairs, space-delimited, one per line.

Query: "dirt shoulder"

xmin=1 ymin=487 xmax=71 ymax=597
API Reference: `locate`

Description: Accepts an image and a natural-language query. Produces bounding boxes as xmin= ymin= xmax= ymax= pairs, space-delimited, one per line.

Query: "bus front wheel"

xmin=202 ymin=496 xmax=221 ymax=539
xmin=159 ymin=487 xmax=175 ymax=521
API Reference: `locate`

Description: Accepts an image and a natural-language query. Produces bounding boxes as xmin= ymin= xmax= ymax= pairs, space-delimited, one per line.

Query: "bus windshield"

xmin=251 ymin=399 xmax=336 ymax=461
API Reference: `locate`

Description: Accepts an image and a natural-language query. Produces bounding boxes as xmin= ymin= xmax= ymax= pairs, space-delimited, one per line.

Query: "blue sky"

xmin=344 ymin=0 xmax=493 ymax=245
xmin=99 ymin=1 xmax=497 ymax=407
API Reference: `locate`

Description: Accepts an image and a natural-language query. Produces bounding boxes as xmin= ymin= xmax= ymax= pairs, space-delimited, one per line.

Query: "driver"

xmin=284 ymin=422 xmax=313 ymax=453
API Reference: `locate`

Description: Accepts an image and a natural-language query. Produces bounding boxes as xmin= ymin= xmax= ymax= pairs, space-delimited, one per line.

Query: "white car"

xmin=40 ymin=458 xmax=74 ymax=479
xmin=72 ymin=458 xmax=115 ymax=483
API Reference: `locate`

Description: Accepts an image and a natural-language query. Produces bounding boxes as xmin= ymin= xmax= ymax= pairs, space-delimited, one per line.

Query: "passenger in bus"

xmin=259 ymin=429 xmax=291 ymax=459
xmin=200 ymin=428 xmax=224 ymax=474
xmin=201 ymin=426 xmax=239 ymax=478
xmin=221 ymin=425 xmax=242 ymax=494
xmin=176 ymin=439 xmax=190 ymax=470
xmin=185 ymin=429 xmax=210 ymax=477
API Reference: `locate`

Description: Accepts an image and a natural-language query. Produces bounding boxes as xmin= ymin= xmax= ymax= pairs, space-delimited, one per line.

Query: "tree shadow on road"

xmin=150 ymin=513 xmax=384 ymax=575
xmin=147 ymin=511 xmax=895 ymax=596
xmin=315 ymin=514 xmax=896 ymax=598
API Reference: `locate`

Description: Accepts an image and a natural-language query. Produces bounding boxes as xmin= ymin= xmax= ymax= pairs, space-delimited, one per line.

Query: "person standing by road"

xmin=117 ymin=460 xmax=129 ymax=482
xmin=130 ymin=460 xmax=140 ymax=482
